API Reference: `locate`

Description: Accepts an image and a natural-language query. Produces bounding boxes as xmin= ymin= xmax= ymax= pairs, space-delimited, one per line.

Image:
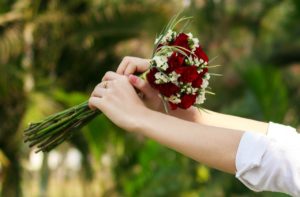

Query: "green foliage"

xmin=240 ymin=64 xmax=288 ymax=122
xmin=0 ymin=0 xmax=299 ymax=196
xmin=115 ymin=140 xmax=198 ymax=197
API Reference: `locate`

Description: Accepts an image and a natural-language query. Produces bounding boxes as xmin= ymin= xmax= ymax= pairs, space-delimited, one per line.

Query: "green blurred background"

xmin=0 ymin=0 xmax=299 ymax=196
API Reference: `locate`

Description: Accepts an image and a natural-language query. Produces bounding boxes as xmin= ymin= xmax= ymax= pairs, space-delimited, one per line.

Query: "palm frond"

xmin=0 ymin=27 xmax=23 ymax=63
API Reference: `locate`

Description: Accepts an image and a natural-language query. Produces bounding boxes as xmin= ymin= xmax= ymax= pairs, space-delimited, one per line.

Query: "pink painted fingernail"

xmin=129 ymin=75 xmax=138 ymax=83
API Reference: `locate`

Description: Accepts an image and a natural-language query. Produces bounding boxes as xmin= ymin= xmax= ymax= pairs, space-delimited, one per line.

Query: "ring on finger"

xmin=103 ymin=81 xmax=109 ymax=89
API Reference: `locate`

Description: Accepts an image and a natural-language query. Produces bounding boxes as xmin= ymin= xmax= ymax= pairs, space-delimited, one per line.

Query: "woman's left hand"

xmin=88 ymin=71 xmax=148 ymax=132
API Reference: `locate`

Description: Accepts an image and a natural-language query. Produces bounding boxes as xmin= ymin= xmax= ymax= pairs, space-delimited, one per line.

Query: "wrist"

xmin=131 ymin=106 xmax=154 ymax=133
xmin=169 ymin=106 xmax=203 ymax=123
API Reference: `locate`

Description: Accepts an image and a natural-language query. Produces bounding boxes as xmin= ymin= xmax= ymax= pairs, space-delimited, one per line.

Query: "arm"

xmin=116 ymin=56 xmax=268 ymax=135
xmin=89 ymin=72 xmax=300 ymax=195
xmin=138 ymin=108 xmax=244 ymax=174
xmin=89 ymin=72 xmax=244 ymax=174
xmin=176 ymin=107 xmax=269 ymax=135
xmin=89 ymin=71 xmax=300 ymax=196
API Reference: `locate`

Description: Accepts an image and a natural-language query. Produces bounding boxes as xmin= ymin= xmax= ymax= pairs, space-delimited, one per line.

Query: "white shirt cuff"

xmin=235 ymin=123 xmax=300 ymax=196
xmin=235 ymin=132 xmax=268 ymax=192
xmin=267 ymin=122 xmax=298 ymax=141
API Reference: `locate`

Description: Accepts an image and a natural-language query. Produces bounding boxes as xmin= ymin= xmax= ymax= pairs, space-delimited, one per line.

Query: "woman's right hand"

xmin=116 ymin=56 xmax=163 ymax=112
xmin=116 ymin=56 xmax=201 ymax=122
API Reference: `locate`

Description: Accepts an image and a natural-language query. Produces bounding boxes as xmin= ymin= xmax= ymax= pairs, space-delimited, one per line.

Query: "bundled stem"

xmin=24 ymin=14 xmax=207 ymax=153
xmin=24 ymin=102 xmax=99 ymax=153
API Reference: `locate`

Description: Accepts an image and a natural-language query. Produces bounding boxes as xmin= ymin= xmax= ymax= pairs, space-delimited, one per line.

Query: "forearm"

xmin=136 ymin=108 xmax=244 ymax=174
xmin=171 ymin=107 xmax=268 ymax=136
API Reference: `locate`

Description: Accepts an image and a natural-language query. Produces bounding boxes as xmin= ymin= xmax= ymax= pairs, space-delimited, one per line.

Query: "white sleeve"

xmin=235 ymin=122 xmax=300 ymax=196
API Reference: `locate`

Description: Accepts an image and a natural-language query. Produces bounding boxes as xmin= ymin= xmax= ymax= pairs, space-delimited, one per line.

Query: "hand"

xmin=88 ymin=72 xmax=148 ymax=132
xmin=115 ymin=56 xmax=201 ymax=122
xmin=116 ymin=56 xmax=163 ymax=111
xmin=116 ymin=56 xmax=150 ymax=75
xmin=128 ymin=75 xmax=163 ymax=112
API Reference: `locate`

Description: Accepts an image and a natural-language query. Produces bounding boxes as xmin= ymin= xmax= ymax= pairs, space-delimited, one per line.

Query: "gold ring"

xmin=103 ymin=81 xmax=108 ymax=89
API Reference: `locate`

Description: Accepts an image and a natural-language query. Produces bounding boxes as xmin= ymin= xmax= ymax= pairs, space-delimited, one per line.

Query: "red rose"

xmin=146 ymin=68 xmax=159 ymax=88
xmin=172 ymin=33 xmax=190 ymax=52
xmin=157 ymin=83 xmax=180 ymax=97
xmin=168 ymin=102 xmax=178 ymax=110
xmin=195 ymin=47 xmax=209 ymax=62
xmin=199 ymin=67 xmax=208 ymax=78
xmin=167 ymin=52 xmax=185 ymax=73
xmin=175 ymin=66 xmax=198 ymax=83
xmin=178 ymin=94 xmax=197 ymax=109
xmin=192 ymin=76 xmax=203 ymax=88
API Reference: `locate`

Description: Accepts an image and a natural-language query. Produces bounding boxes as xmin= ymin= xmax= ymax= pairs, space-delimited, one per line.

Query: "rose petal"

xmin=167 ymin=52 xmax=185 ymax=73
xmin=178 ymin=94 xmax=197 ymax=109
xmin=195 ymin=47 xmax=209 ymax=62
xmin=176 ymin=66 xmax=198 ymax=83
xmin=157 ymin=83 xmax=180 ymax=97
xmin=146 ymin=68 xmax=159 ymax=87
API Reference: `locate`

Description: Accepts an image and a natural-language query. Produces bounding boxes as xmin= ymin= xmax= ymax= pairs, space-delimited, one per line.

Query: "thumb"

xmin=128 ymin=74 xmax=154 ymax=97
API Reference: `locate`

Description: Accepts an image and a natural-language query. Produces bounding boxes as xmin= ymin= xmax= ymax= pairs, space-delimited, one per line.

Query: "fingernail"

xmin=129 ymin=75 xmax=138 ymax=83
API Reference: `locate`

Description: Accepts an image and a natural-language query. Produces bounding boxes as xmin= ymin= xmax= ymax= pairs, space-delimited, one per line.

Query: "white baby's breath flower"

xmin=169 ymin=71 xmax=180 ymax=84
xmin=154 ymin=72 xmax=169 ymax=84
xmin=196 ymin=92 xmax=206 ymax=105
xmin=155 ymin=30 xmax=176 ymax=45
xmin=190 ymin=38 xmax=200 ymax=52
xmin=201 ymin=79 xmax=209 ymax=89
xmin=161 ymin=29 xmax=176 ymax=43
xmin=192 ymin=38 xmax=199 ymax=47
xmin=153 ymin=56 xmax=168 ymax=71
xmin=169 ymin=95 xmax=181 ymax=104
xmin=197 ymin=68 xmax=203 ymax=74
xmin=182 ymin=83 xmax=198 ymax=94
xmin=204 ymin=73 xmax=210 ymax=80
xmin=187 ymin=32 xmax=200 ymax=52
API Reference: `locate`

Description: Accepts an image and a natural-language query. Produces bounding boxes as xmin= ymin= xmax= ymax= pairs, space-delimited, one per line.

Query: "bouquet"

xmin=24 ymin=14 xmax=214 ymax=153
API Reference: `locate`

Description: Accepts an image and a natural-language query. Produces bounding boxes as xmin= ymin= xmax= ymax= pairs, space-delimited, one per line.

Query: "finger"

xmin=116 ymin=56 xmax=130 ymax=74
xmin=124 ymin=63 xmax=137 ymax=76
xmin=95 ymin=81 xmax=110 ymax=91
xmin=128 ymin=75 xmax=155 ymax=98
xmin=135 ymin=59 xmax=151 ymax=73
xmin=88 ymin=96 xmax=103 ymax=110
xmin=102 ymin=71 xmax=121 ymax=82
xmin=91 ymin=87 xmax=107 ymax=97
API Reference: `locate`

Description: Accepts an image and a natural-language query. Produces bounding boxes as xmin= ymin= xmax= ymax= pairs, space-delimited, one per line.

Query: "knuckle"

xmin=123 ymin=56 xmax=132 ymax=63
xmin=123 ymin=56 xmax=129 ymax=62
xmin=106 ymin=71 xmax=114 ymax=76
xmin=102 ymin=71 xmax=112 ymax=80
xmin=102 ymin=74 xmax=108 ymax=81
